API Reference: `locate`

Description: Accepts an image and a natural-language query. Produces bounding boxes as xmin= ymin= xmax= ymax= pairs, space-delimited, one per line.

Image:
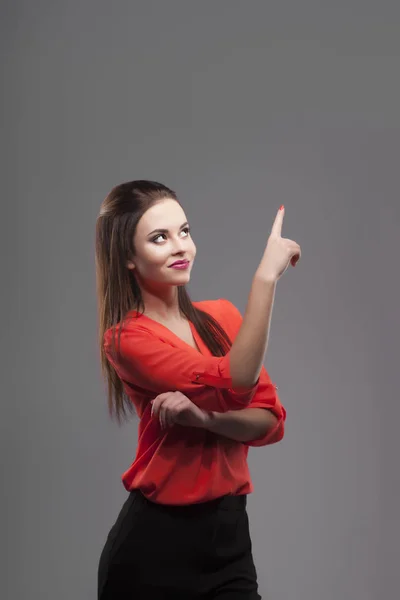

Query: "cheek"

xmin=134 ymin=249 xmax=163 ymax=273
xmin=147 ymin=246 xmax=170 ymax=266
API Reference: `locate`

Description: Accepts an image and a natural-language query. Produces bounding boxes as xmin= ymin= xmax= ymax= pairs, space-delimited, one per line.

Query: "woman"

xmin=96 ymin=180 xmax=301 ymax=600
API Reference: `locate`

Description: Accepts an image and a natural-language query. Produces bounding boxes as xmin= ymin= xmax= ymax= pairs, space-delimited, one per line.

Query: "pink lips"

xmin=169 ymin=260 xmax=190 ymax=269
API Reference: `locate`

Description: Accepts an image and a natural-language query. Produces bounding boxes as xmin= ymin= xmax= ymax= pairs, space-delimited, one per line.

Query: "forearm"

xmin=229 ymin=275 xmax=277 ymax=389
xmin=203 ymin=407 xmax=279 ymax=442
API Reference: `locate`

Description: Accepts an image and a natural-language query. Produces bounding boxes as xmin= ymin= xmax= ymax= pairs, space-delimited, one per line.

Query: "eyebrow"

xmin=147 ymin=221 xmax=189 ymax=237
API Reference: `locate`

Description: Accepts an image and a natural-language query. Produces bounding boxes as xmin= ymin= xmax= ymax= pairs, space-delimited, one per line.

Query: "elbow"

xmin=230 ymin=375 xmax=259 ymax=393
xmin=275 ymin=422 xmax=285 ymax=443
xmin=222 ymin=388 xmax=256 ymax=412
xmin=267 ymin=420 xmax=285 ymax=445
xmin=225 ymin=380 xmax=260 ymax=411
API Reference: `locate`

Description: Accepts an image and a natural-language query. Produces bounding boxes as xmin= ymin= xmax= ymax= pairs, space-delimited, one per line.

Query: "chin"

xmin=171 ymin=272 xmax=191 ymax=280
xmin=169 ymin=273 xmax=191 ymax=285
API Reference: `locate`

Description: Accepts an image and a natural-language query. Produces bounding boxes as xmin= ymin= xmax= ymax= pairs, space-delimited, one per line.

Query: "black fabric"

xmin=98 ymin=490 xmax=262 ymax=600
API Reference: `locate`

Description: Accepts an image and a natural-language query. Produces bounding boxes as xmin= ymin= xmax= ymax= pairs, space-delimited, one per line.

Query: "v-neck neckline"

xmin=128 ymin=311 xmax=204 ymax=355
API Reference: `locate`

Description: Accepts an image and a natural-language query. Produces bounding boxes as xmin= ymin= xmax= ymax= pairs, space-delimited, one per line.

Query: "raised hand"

xmin=258 ymin=205 xmax=301 ymax=282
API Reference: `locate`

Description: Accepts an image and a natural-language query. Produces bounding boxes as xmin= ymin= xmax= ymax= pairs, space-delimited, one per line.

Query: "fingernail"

xmin=279 ymin=205 xmax=284 ymax=211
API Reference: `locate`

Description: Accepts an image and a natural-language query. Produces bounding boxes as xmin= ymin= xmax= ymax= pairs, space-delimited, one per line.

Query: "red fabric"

xmin=104 ymin=298 xmax=286 ymax=505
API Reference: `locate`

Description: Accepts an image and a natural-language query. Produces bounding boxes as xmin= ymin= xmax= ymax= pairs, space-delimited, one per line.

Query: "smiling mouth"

xmin=169 ymin=260 xmax=190 ymax=267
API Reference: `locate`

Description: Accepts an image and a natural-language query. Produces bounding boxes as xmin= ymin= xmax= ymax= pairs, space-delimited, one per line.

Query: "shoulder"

xmin=193 ymin=298 xmax=243 ymax=331
xmin=103 ymin=313 xmax=152 ymax=350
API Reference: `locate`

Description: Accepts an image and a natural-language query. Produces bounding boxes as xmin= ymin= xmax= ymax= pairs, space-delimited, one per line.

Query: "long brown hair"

xmin=95 ymin=180 xmax=233 ymax=424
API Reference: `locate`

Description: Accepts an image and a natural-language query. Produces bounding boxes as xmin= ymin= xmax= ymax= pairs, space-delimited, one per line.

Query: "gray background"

xmin=3 ymin=1 xmax=399 ymax=598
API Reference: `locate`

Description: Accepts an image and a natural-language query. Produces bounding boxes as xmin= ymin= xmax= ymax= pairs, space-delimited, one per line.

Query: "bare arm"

xmin=228 ymin=276 xmax=277 ymax=389
xmin=204 ymin=407 xmax=280 ymax=443
xmin=228 ymin=206 xmax=301 ymax=389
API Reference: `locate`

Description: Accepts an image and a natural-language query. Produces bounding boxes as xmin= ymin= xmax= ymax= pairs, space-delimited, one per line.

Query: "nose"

xmin=171 ymin=236 xmax=187 ymax=254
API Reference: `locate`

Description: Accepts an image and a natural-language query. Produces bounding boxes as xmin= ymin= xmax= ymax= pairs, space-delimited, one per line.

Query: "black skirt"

xmin=98 ymin=489 xmax=262 ymax=600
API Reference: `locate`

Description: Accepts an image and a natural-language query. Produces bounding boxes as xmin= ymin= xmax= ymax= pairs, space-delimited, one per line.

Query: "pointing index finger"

xmin=270 ymin=205 xmax=284 ymax=237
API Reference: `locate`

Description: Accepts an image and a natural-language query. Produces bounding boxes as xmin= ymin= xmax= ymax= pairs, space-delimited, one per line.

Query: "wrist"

xmin=254 ymin=269 xmax=278 ymax=286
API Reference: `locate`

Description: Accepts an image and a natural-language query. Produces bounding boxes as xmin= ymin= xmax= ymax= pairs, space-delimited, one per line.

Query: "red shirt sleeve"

xmin=104 ymin=320 xmax=260 ymax=412
xmin=242 ymin=366 xmax=287 ymax=446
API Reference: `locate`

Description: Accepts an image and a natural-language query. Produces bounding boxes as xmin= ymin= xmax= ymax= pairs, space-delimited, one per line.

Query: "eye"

xmin=152 ymin=233 xmax=167 ymax=244
xmin=151 ymin=226 xmax=191 ymax=244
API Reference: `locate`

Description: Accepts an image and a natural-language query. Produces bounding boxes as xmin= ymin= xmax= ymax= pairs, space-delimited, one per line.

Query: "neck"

xmin=140 ymin=286 xmax=182 ymax=321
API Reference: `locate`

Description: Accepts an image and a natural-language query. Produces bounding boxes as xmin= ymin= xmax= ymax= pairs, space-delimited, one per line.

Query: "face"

xmin=127 ymin=198 xmax=196 ymax=288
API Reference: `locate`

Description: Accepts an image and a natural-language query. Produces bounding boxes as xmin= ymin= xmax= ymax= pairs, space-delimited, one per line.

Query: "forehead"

xmin=136 ymin=198 xmax=187 ymax=235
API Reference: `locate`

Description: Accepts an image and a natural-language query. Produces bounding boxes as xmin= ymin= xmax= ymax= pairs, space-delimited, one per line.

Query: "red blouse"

xmin=104 ymin=298 xmax=286 ymax=505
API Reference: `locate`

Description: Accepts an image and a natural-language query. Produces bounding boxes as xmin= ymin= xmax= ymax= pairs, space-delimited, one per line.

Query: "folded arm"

xmin=204 ymin=407 xmax=285 ymax=445
xmin=202 ymin=366 xmax=286 ymax=446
